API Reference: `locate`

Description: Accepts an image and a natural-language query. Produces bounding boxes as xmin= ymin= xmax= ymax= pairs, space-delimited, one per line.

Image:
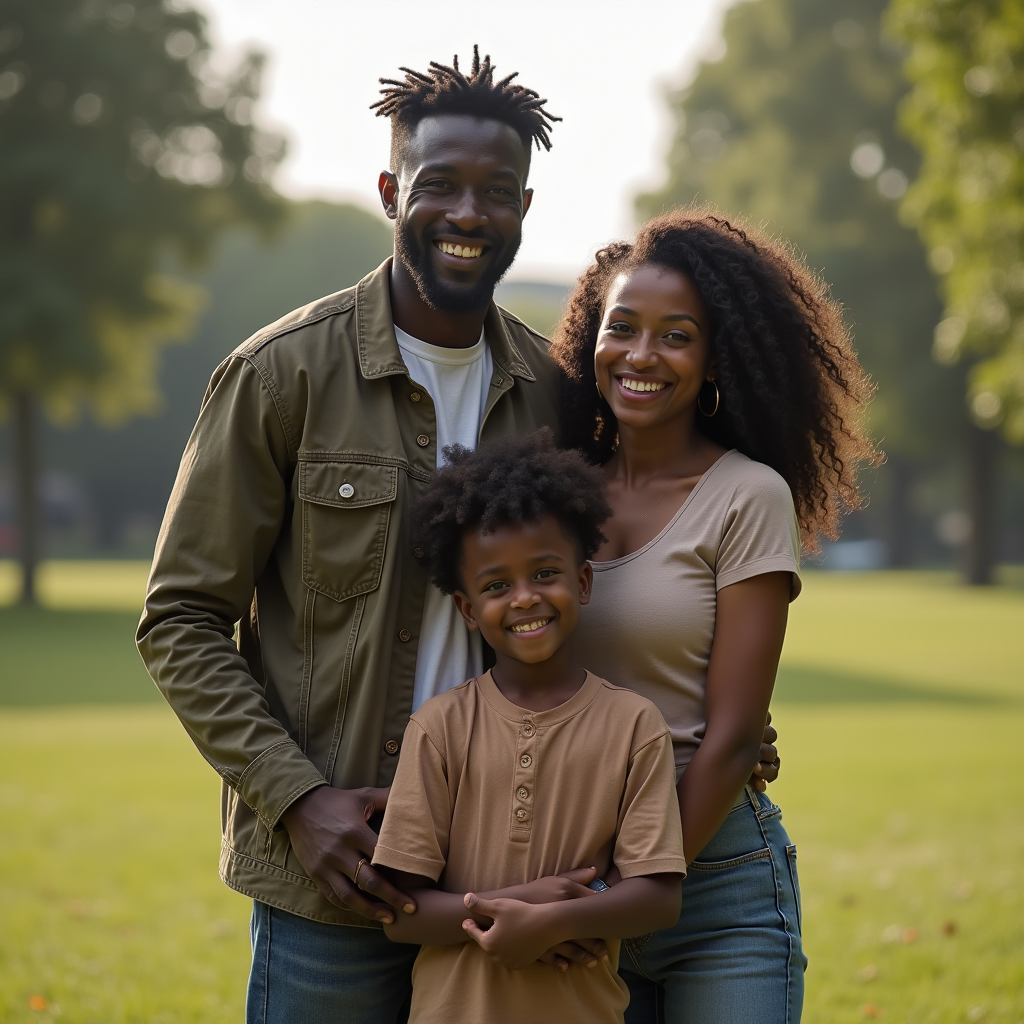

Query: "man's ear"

xmin=577 ymin=560 xmax=593 ymax=606
xmin=522 ymin=188 xmax=533 ymax=218
xmin=378 ymin=171 xmax=399 ymax=220
xmin=452 ymin=591 xmax=479 ymax=631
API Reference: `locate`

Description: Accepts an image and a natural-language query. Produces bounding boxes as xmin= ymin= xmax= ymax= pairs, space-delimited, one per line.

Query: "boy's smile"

xmin=452 ymin=516 xmax=592 ymax=707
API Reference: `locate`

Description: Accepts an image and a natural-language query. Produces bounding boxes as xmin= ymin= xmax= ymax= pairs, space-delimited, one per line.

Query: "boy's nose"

xmin=508 ymin=586 xmax=540 ymax=609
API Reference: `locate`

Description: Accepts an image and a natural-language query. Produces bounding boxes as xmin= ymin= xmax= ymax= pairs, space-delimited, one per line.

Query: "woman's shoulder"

xmin=590 ymin=676 xmax=672 ymax=742
xmin=703 ymin=450 xmax=795 ymax=510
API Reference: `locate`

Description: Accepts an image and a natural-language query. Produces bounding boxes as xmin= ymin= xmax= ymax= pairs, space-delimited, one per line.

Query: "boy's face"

xmin=452 ymin=515 xmax=592 ymax=666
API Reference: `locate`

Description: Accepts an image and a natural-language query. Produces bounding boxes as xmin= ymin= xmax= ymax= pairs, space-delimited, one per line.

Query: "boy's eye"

xmin=535 ymin=569 xmax=558 ymax=580
xmin=483 ymin=580 xmax=509 ymax=593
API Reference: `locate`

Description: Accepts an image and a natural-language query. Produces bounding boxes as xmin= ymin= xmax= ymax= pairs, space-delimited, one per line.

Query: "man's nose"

xmin=445 ymin=189 xmax=489 ymax=231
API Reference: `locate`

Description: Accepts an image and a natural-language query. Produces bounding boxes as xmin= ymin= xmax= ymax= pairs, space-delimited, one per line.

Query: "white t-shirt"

xmin=395 ymin=324 xmax=493 ymax=711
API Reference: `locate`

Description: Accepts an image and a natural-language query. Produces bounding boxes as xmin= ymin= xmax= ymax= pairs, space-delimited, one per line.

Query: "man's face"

xmin=380 ymin=114 xmax=533 ymax=313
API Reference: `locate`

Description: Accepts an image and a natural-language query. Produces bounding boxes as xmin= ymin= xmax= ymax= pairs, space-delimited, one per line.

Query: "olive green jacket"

xmin=137 ymin=259 xmax=562 ymax=925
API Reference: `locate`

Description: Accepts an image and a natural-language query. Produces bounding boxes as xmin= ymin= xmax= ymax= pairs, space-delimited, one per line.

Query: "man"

xmin=138 ymin=47 xmax=779 ymax=1023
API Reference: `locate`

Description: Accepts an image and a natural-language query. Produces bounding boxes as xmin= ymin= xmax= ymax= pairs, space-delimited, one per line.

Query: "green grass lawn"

xmin=0 ymin=565 xmax=1021 ymax=1023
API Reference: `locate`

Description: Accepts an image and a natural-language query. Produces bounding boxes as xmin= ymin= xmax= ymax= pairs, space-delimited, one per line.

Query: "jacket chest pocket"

xmin=299 ymin=460 xmax=398 ymax=602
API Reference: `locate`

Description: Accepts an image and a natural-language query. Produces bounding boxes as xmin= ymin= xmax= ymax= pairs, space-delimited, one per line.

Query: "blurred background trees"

xmin=889 ymin=0 xmax=1024 ymax=582
xmin=0 ymin=0 xmax=284 ymax=601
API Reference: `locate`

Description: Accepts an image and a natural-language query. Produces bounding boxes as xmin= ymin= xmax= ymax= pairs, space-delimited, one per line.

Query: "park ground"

xmin=0 ymin=562 xmax=1021 ymax=1024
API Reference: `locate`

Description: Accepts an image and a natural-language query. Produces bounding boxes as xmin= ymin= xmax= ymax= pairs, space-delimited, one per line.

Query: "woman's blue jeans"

xmin=621 ymin=788 xmax=807 ymax=1024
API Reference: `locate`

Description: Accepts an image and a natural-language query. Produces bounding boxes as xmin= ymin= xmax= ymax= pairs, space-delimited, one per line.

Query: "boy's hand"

xmin=512 ymin=866 xmax=599 ymax=905
xmin=281 ymin=785 xmax=416 ymax=925
xmin=537 ymin=938 xmax=609 ymax=970
xmin=462 ymin=894 xmax=560 ymax=970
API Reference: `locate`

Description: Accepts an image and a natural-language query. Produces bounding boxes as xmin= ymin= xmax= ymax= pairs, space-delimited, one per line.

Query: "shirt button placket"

xmin=511 ymin=716 xmax=536 ymax=839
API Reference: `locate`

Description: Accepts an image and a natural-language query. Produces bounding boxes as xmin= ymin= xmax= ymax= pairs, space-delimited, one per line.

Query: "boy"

xmin=371 ymin=430 xmax=686 ymax=1024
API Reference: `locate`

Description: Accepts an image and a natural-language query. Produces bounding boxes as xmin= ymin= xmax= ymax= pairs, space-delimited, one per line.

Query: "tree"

xmin=0 ymin=0 xmax=285 ymax=602
xmin=887 ymin=0 xmax=1024 ymax=583
xmin=638 ymin=0 xmax=961 ymax=565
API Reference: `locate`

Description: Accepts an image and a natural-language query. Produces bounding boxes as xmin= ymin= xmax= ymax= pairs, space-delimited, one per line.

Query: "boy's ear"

xmin=577 ymin=560 xmax=594 ymax=606
xmin=452 ymin=590 xmax=479 ymax=631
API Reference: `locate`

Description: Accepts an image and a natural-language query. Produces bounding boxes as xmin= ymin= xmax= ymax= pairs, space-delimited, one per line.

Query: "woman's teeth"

xmin=436 ymin=241 xmax=483 ymax=259
xmin=619 ymin=378 xmax=667 ymax=393
xmin=510 ymin=618 xmax=552 ymax=633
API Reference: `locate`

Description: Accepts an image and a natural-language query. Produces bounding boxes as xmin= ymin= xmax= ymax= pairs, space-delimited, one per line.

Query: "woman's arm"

xmin=677 ymin=571 xmax=791 ymax=862
xmin=462 ymin=874 xmax=682 ymax=970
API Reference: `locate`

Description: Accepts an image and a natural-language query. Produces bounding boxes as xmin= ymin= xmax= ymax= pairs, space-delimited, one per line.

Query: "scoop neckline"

xmin=590 ymin=449 xmax=737 ymax=571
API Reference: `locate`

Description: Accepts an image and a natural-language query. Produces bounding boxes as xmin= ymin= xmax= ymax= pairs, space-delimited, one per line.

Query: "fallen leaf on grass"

xmin=857 ymin=965 xmax=879 ymax=982
xmin=68 ymin=900 xmax=86 ymax=918
xmin=881 ymin=924 xmax=901 ymax=943
xmin=942 ymin=920 xmax=958 ymax=936
xmin=901 ymin=927 xmax=918 ymax=944
xmin=967 ymin=1007 xmax=986 ymax=1022
xmin=951 ymin=881 xmax=974 ymax=901
xmin=860 ymin=1003 xmax=884 ymax=1019
xmin=28 ymin=995 xmax=48 ymax=1011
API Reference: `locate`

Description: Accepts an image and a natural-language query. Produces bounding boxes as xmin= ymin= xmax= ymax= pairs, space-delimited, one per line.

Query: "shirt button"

xmin=398 ymin=628 xmax=412 ymax=642
xmin=517 ymin=787 xmax=529 ymax=800
xmin=516 ymin=808 xmax=528 ymax=821
xmin=522 ymin=724 xmax=535 ymax=737
xmin=413 ymin=546 xmax=424 ymax=559
xmin=384 ymin=739 xmax=400 ymax=755
xmin=520 ymin=754 xmax=532 ymax=768
xmin=416 ymin=434 xmax=430 ymax=447
xmin=338 ymin=483 xmax=355 ymax=499
xmin=410 ymin=391 xmax=421 ymax=402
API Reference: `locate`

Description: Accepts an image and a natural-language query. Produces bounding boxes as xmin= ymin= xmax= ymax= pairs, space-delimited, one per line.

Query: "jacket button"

xmin=520 ymin=754 xmax=532 ymax=768
xmin=413 ymin=546 xmax=424 ymax=559
xmin=384 ymin=739 xmax=400 ymax=755
xmin=416 ymin=434 xmax=430 ymax=447
xmin=398 ymin=628 xmax=412 ymax=642
xmin=410 ymin=391 xmax=421 ymax=402
xmin=338 ymin=483 xmax=355 ymax=499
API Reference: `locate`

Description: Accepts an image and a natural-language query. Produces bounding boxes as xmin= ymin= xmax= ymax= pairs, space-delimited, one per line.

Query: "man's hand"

xmin=281 ymin=785 xmax=415 ymax=925
xmin=748 ymin=712 xmax=780 ymax=793
xmin=462 ymin=895 xmax=560 ymax=970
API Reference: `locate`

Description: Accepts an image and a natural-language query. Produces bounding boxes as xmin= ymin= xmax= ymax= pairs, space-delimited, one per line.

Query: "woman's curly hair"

xmin=412 ymin=429 xmax=611 ymax=595
xmin=549 ymin=206 xmax=878 ymax=548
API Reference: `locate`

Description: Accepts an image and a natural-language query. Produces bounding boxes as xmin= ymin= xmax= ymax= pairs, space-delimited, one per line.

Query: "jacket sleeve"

xmin=137 ymin=353 xmax=327 ymax=830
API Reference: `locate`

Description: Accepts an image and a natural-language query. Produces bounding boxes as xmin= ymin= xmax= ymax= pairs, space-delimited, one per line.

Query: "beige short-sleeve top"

xmin=573 ymin=450 xmax=801 ymax=777
xmin=373 ymin=670 xmax=685 ymax=1024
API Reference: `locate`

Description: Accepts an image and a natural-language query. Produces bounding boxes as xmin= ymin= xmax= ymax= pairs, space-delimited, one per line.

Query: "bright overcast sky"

xmin=194 ymin=0 xmax=734 ymax=283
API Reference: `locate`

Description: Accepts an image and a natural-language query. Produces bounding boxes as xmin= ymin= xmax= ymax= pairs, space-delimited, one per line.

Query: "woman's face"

xmin=594 ymin=264 xmax=713 ymax=433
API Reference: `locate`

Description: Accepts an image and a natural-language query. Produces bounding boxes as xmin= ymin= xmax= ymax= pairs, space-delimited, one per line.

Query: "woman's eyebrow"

xmin=662 ymin=313 xmax=701 ymax=328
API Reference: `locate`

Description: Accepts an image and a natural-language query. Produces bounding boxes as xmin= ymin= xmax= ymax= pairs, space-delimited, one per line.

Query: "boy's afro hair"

xmin=412 ymin=428 xmax=611 ymax=595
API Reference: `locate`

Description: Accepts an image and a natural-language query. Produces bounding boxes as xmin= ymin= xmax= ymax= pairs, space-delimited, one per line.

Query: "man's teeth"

xmin=436 ymin=241 xmax=483 ymax=259
xmin=620 ymin=378 xmax=667 ymax=393
xmin=510 ymin=619 xmax=552 ymax=633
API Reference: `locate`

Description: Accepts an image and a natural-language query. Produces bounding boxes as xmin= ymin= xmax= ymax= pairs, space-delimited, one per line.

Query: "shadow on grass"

xmin=0 ymin=607 xmax=159 ymax=706
xmin=774 ymin=664 xmax=1002 ymax=705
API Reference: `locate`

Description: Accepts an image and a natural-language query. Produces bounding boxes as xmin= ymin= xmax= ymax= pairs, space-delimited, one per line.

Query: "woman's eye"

xmin=664 ymin=331 xmax=690 ymax=343
xmin=605 ymin=321 xmax=633 ymax=334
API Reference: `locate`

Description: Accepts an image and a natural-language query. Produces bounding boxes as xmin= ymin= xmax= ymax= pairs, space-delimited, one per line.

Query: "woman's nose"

xmin=627 ymin=333 xmax=659 ymax=369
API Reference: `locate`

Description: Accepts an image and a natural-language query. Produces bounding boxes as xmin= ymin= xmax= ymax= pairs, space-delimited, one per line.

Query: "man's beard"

xmin=395 ymin=220 xmax=519 ymax=315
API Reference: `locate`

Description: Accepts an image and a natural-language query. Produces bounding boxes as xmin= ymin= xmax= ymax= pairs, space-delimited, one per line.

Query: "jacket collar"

xmin=355 ymin=258 xmax=536 ymax=382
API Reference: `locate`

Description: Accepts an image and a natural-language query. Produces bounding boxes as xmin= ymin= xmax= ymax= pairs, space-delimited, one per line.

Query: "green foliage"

xmin=888 ymin=0 xmax=1024 ymax=443
xmin=0 ymin=0 xmax=286 ymax=424
xmin=638 ymin=0 xmax=965 ymax=554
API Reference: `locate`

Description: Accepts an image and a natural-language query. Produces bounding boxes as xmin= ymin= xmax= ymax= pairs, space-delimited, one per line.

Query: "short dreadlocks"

xmin=412 ymin=429 xmax=611 ymax=596
xmin=371 ymin=45 xmax=560 ymax=170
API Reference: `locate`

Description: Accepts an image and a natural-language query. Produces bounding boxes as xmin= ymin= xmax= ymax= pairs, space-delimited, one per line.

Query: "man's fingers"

xmin=348 ymin=859 xmax=417 ymax=914
xmin=319 ymin=873 xmax=396 ymax=924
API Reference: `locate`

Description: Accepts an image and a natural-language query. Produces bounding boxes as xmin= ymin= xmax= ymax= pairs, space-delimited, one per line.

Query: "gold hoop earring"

xmin=697 ymin=379 xmax=720 ymax=418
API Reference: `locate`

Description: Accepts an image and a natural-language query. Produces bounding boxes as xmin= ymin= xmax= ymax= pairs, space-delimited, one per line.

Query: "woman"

xmin=550 ymin=208 xmax=875 ymax=1022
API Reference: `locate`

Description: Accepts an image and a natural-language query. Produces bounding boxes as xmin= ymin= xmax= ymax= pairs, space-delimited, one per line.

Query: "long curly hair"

xmin=549 ymin=207 xmax=878 ymax=548
xmin=411 ymin=429 xmax=611 ymax=595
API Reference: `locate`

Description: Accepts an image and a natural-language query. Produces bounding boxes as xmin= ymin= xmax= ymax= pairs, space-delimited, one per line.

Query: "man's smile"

xmin=434 ymin=240 xmax=486 ymax=260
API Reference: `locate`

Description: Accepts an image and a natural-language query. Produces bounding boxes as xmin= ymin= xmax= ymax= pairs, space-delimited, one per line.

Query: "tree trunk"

xmin=965 ymin=422 xmax=998 ymax=586
xmin=14 ymin=390 xmax=39 ymax=605
xmin=886 ymin=454 xmax=914 ymax=567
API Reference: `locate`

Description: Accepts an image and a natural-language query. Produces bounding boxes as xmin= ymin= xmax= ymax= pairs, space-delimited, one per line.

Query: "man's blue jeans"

xmin=246 ymin=901 xmax=418 ymax=1024
xmin=620 ymin=788 xmax=807 ymax=1024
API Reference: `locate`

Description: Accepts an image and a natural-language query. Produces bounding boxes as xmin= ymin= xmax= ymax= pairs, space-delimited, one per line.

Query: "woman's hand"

xmin=748 ymin=713 xmax=780 ymax=793
xmin=462 ymin=895 xmax=560 ymax=970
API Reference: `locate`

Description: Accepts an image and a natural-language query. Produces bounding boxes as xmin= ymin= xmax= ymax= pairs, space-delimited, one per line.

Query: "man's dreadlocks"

xmin=371 ymin=45 xmax=560 ymax=168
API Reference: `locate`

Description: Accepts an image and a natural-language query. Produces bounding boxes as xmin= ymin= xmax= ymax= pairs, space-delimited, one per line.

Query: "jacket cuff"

xmin=237 ymin=740 xmax=329 ymax=830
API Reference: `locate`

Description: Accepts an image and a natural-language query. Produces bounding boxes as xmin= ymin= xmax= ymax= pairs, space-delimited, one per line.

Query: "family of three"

xmin=138 ymin=48 xmax=872 ymax=1024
